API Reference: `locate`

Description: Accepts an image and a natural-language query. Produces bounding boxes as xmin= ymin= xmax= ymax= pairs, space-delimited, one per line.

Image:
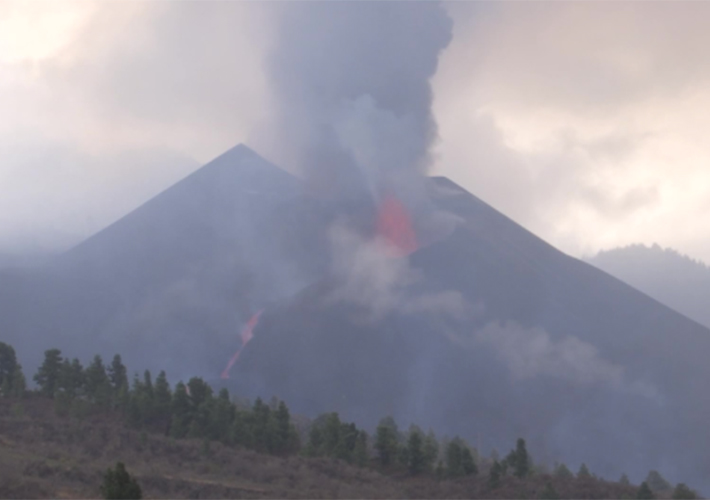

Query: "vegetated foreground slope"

xmin=586 ymin=243 xmax=710 ymax=330
xmin=0 ymin=397 xmax=644 ymax=500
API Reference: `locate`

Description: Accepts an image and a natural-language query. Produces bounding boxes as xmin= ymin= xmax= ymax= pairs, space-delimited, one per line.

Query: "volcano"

xmin=2 ymin=145 xmax=710 ymax=490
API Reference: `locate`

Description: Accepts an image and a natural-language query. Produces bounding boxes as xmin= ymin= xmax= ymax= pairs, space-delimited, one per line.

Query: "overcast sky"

xmin=2 ymin=1 xmax=710 ymax=263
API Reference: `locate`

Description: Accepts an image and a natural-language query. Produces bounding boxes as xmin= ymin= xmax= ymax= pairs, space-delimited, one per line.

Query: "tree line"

xmin=0 ymin=341 xmax=700 ymax=499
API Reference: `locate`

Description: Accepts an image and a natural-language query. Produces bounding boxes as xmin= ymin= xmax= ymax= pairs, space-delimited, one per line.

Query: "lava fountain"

xmin=376 ymin=194 xmax=418 ymax=257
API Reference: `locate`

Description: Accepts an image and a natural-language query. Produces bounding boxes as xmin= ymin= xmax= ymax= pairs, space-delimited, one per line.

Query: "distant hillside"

xmin=586 ymin=244 xmax=710 ymax=329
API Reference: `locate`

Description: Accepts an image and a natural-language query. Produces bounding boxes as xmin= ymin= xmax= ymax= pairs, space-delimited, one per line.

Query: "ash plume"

xmin=261 ymin=2 xmax=453 ymax=205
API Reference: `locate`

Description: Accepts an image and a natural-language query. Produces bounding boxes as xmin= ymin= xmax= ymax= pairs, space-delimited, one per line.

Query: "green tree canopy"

xmin=85 ymin=355 xmax=112 ymax=405
xmin=488 ymin=460 xmax=502 ymax=489
xmin=636 ymin=482 xmax=655 ymax=500
xmin=100 ymin=462 xmax=142 ymax=499
xmin=445 ymin=438 xmax=464 ymax=477
xmin=406 ymin=426 xmax=425 ymax=475
xmin=374 ymin=416 xmax=399 ymax=468
xmin=514 ymin=438 xmax=530 ymax=478
xmin=461 ymin=445 xmax=478 ymax=476
xmin=34 ymin=349 xmax=63 ymax=398
xmin=672 ymin=483 xmax=697 ymax=500
xmin=10 ymin=363 xmax=26 ymax=398
xmin=0 ymin=342 xmax=18 ymax=394
xmin=108 ymin=355 xmax=128 ymax=393
xmin=554 ymin=463 xmax=573 ymax=479
xmin=58 ymin=358 xmax=84 ymax=399
xmin=645 ymin=470 xmax=672 ymax=492
xmin=539 ymin=481 xmax=560 ymax=500
xmin=577 ymin=463 xmax=591 ymax=479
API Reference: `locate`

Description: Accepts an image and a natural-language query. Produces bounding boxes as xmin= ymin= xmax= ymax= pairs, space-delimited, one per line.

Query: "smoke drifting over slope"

xmin=263 ymin=2 xmax=452 ymax=202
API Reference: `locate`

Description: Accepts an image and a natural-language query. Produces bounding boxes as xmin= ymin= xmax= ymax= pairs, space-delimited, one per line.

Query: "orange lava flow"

xmin=221 ymin=310 xmax=264 ymax=379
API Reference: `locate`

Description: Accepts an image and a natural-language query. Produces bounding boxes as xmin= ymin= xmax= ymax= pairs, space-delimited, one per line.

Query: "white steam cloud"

xmin=474 ymin=321 xmax=662 ymax=401
xmin=327 ymin=224 xmax=466 ymax=321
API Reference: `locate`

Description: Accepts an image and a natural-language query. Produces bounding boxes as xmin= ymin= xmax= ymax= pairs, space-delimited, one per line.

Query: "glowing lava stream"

xmin=376 ymin=194 xmax=418 ymax=257
xmin=221 ymin=310 xmax=264 ymax=379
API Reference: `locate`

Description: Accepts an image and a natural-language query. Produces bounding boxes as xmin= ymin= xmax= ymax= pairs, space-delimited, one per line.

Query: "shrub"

xmin=100 ymin=462 xmax=142 ymax=499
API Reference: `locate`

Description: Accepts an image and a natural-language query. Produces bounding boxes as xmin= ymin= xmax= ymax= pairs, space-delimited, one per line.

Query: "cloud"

xmin=0 ymin=2 xmax=269 ymax=251
xmin=433 ymin=2 xmax=710 ymax=262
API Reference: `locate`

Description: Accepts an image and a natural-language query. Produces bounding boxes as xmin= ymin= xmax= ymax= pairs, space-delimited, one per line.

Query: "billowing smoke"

xmin=262 ymin=2 xmax=453 ymax=208
xmin=473 ymin=321 xmax=663 ymax=401
xmin=327 ymin=224 xmax=466 ymax=321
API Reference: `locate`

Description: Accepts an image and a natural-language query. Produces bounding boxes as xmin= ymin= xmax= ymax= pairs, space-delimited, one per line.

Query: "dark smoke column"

xmin=264 ymin=2 xmax=453 ymax=205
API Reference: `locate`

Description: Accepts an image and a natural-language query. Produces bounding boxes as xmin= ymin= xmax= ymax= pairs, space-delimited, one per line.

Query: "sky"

xmin=2 ymin=1 xmax=710 ymax=263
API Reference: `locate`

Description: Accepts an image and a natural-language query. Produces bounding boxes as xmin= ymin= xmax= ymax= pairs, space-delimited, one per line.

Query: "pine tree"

xmin=636 ymin=482 xmax=655 ymax=500
xmin=10 ymin=363 xmax=26 ymax=398
xmin=335 ymin=422 xmax=358 ymax=463
xmin=187 ymin=377 xmax=212 ymax=409
xmin=153 ymin=371 xmax=172 ymax=431
xmin=539 ymin=481 xmax=560 ymax=500
xmin=85 ymin=355 xmax=111 ymax=406
xmin=169 ymin=382 xmax=191 ymax=438
xmin=423 ymin=430 xmax=439 ymax=472
xmin=0 ymin=342 xmax=18 ymax=395
xmin=514 ymin=438 xmax=529 ymax=478
xmin=435 ymin=460 xmax=445 ymax=479
xmin=488 ymin=460 xmax=503 ymax=489
xmin=672 ymin=483 xmax=697 ymax=499
xmin=577 ymin=463 xmax=591 ymax=479
xmin=353 ymin=430 xmax=369 ymax=467
xmin=445 ymin=439 xmax=464 ymax=477
xmin=306 ymin=419 xmax=324 ymax=456
xmin=620 ymin=473 xmax=631 ymax=485
xmin=58 ymin=358 xmax=85 ymax=399
xmin=554 ymin=463 xmax=573 ymax=479
xmin=406 ymin=426 xmax=425 ymax=475
xmin=374 ymin=416 xmax=399 ymax=468
xmin=231 ymin=408 xmax=254 ymax=448
xmin=645 ymin=470 xmax=671 ymax=492
xmin=251 ymin=397 xmax=271 ymax=452
xmin=107 ymin=355 xmax=128 ymax=394
xmin=211 ymin=388 xmax=235 ymax=443
xmin=461 ymin=445 xmax=478 ymax=476
xmin=34 ymin=349 xmax=63 ymax=398
xmin=143 ymin=371 xmax=154 ymax=400
xmin=100 ymin=462 xmax=142 ymax=499
xmin=321 ymin=412 xmax=342 ymax=457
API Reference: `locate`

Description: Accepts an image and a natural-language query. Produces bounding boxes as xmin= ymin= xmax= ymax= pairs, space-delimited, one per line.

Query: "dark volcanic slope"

xmin=234 ymin=176 xmax=710 ymax=491
xmin=2 ymin=145 xmax=330 ymax=380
